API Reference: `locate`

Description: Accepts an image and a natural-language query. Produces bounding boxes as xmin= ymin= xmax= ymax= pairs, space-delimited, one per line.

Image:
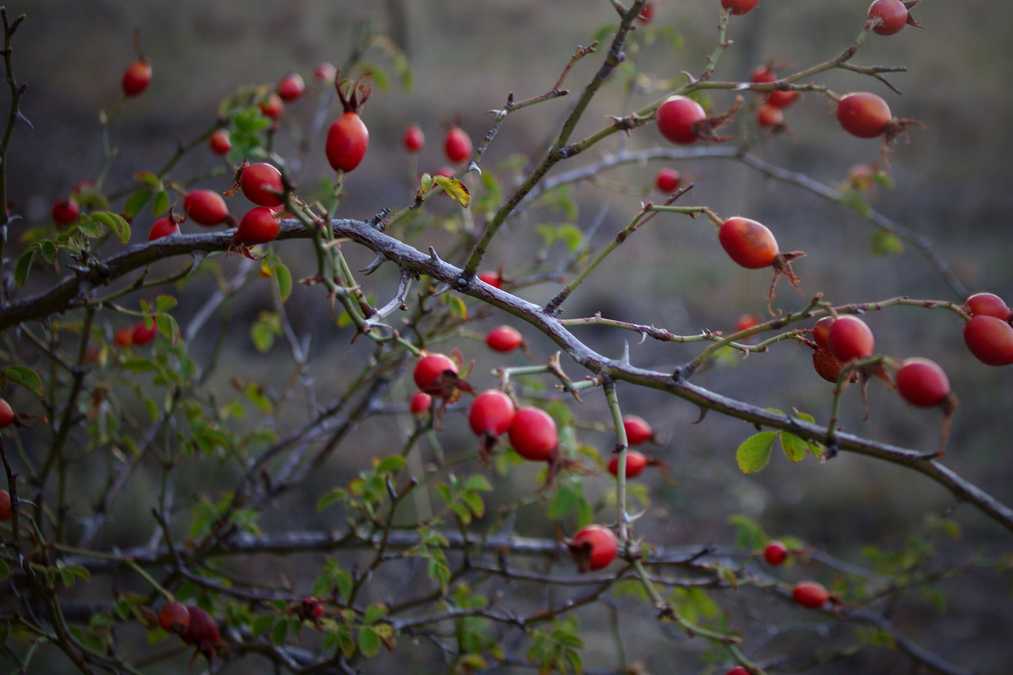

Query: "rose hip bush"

xmin=0 ymin=2 xmax=1011 ymax=674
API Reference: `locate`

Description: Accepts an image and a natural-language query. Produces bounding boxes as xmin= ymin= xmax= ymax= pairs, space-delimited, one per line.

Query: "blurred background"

xmin=4 ymin=1 xmax=1012 ymax=673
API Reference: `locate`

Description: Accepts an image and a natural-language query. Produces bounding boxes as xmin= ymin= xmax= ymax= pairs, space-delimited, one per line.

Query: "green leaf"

xmin=462 ymin=474 xmax=492 ymax=492
xmin=274 ymin=261 xmax=292 ymax=302
xmin=839 ymin=189 xmax=872 ymax=218
xmin=871 ymin=229 xmax=904 ymax=256
xmin=3 ymin=365 xmax=44 ymax=397
xmin=357 ymin=626 xmax=381 ymax=657
xmin=155 ymin=295 xmax=178 ymax=312
xmin=363 ymin=604 xmax=387 ymax=625
xmin=14 ymin=249 xmax=34 ymax=286
xmin=735 ymin=431 xmax=776 ymax=474
xmin=123 ymin=190 xmax=152 ymax=221
xmin=375 ymin=455 xmax=406 ymax=475
xmin=728 ymin=514 xmax=767 ymax=551
xmin=779 ymin=432 xmax=809 ymax=463
xmin=92 ymin=211 xmax=131 ymax=243
xmin=434 ymin=176 xmax=471 ymax=207
xmin=152 ymin=190 xmax=170 ymax=217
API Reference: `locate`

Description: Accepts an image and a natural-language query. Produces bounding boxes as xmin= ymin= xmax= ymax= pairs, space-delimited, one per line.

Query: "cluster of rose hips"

xmin=409 ymin=328 xmax=665 ymax=574
xmin=169 ymin=161 xmax=285 ymax=247
xmin=157 ymin=601 xmax=223 ymax=662
xmin=654 ymin=0 xmax=919 ymax=153
xmin=401 ymin=122 xmax=473 ymax=178
xmin=113 ymin=319 xmax=158 ymax=349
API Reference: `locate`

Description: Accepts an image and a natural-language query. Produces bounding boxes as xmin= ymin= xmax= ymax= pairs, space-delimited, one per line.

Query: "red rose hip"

xmin=766 ymin=89 xmax=799 ymax=109
xmin=260 ymin=93 xmax=284 ymax=121
xmin=326 ymin=81 xmax=370 ymax=172
xmin=409 ymin=392 xmax=432 ymax=416
xmin=722 ymin=0 xmax=759 ymax=15
xmin=413 ymin=353 xmax=460 ymax=396
xmin=184 ymin=190 xmax=230 ymax=226
xmin=158 ymin=601 xmax=190 ymax=634
xmin=479 ymin=271 xmax=503 ymax=289
xmin=756 ymin=104 xmax=784 ymax=128
xmin=277 ymin=73 xmax=305 ymax=102
xmin=896 ymin=358 xmax=950 ymax=407
xmin=837 ymin=93 xmax=892 ymax=139
xmin=656 ymin=95 xmax=706 ymax=145
xmin=964 ymin=315 xmax=1013 ymax=366
xmin=314 ymin=62 xmax=336 ymax=82
xmin=763 ymin=541 xmax=788 ymax=566
xmin=719 ymin=217 xmax=779 ymax=269
xmin=623 ymin=415 xmax=654 ymax=446
xmin=403 ymin=125 xmax=424 ymax=153
xmin=867 ymin=0 xmax=911 ymax=35
xmin=132 ymin=320 xmax=157 ymax=346
xmin=236 ymin=207 xmax=281 ymax=245
xmin=469 ymin=390 xmax=516 ymax=438
xmin=793 ymin=581 xmax=829 ymax=609
xmin=964 ymin=292 xmax=1010 ymax=320
xmin=568 ymin=525 xmax=618 ymax=572
xmin=608 ymin=450 xmax=649 ymax=478
xmin=51 ymin=198 xmax=80 ymax=225
xmin=444 ymin=126 xmax=472 ymax=164
xmin=240 ymin=163 xmax=285 ymax=207
xmin=209 ymin=130 xmax=231 ymax=156
xmin=485 ymin=325 xmax=524 ymax=353
xmin=828 ymin=316 xmax=875 ymax=362
xmin=508 ymin=407 xmax=558 ymax=461
xmin=655 ymin=168 xmax=681 ymax=193
xmin=148 ymin=216 xmax=179 ymax=241
xmin=0 ymin=489 xmax=11 ymax=521
xmin=0 ymin=398 xmax=14 ymax=428
xmin=122 ymin=60 xmax=152 ymax=97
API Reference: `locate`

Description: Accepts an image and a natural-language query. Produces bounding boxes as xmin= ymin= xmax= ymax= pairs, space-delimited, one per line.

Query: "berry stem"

xmin=603 ymin=379 xmax=630 ymax=542
xmin=700 ymin=7 xmax=732 ymax=82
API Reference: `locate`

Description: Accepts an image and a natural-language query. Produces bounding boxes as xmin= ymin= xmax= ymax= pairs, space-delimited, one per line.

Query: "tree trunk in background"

xmin=386 ymin=0 xmax=411 ymax=56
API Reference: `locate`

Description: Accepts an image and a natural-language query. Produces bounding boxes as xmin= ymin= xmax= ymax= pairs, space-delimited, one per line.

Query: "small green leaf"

xmin=123 ymin=190 xmax=152 ymax=220
xmin=274 ymin=261 xmax=293 ymax=302
xmin=871 ymin=229 xmax=904 ymax=256
xmin=434 ymin=176 xmax=471 ymax=207
xmin=3 ymin=365 xmax=44 ymax=397
xmin=357 ymin=626 xmax=381 ymax=657
xmin=152 ymin=190 xmax=170 ymax=217
xmin=735 ymin=431 xmax=777 ymax=474
xmin=14 ymin=249 xmax=34 ymax=286
xmin=779 ymin=432 xmax=809 ymax=463
xmin=92 ymin=211 xmax=131 ymax=243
